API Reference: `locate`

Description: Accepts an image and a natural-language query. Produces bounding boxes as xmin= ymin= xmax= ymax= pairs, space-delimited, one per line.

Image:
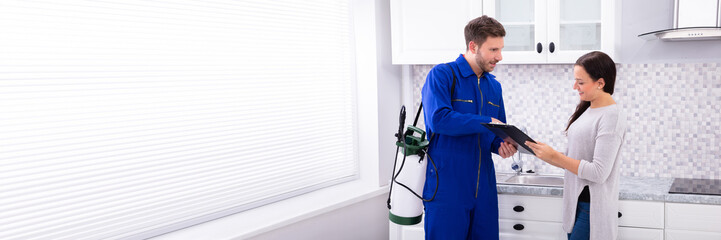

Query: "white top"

xmin=562 ymin=104 xmax=627 ymax=240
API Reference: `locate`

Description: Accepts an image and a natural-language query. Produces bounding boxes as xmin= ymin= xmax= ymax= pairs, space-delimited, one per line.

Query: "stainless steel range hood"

xmin=639 ymin=27 xmax=721 ymax=41
xmin=639 ymin=0 xmax=721 ymax=41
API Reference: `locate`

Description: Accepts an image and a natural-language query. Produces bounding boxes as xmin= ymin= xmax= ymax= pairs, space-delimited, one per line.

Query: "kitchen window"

xmin=0 ymin=0 xmax=358 ymax=239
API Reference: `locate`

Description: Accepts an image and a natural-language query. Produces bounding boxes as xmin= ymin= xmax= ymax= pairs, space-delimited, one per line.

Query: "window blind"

xmin=0 ymin=0 xmax=357 ymax=239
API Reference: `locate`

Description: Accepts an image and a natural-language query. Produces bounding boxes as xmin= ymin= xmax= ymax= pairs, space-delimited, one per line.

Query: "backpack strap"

xmin=413 ymin=63 xmax=457 ymax=127
xmin=446 ymin=63 xmax=457 ymax=98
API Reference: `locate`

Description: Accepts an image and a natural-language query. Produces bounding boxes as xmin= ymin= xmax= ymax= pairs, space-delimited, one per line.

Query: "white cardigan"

xmin=562 ymin=104 xmax=626 ymax=240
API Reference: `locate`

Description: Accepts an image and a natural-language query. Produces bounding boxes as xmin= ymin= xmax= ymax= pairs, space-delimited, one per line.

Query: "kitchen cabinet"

xmin=617 ymin=227 xmax=664 ymax=240
xmin=665 ymin=202 xmax=721 ymax=240
xmin=617 ymin=200 xmax=664 ymax=240
xmin=500 ymin=194 xmax=666 ymax=240
xmin=389 ymin=194 xmax=568 ymax=240
xmin=482 ymin=0 xmax=619 ymax=63
xmin=389 ymin=0 xmax=618 ymax=64
xmin=498 ymin=195 xmax=666 ymax=240
xmin=390 ymin=194 xmax=668 ymax=240
xmin=497 ymin=194 xmax=566 ymax=239
xmin=389 ymin=192 xmax=721 ymax=240
xmin=389 ymin=0 xmax=482 ymax=64
xmin=665 ymin=230 xmax=721 ymax=240
xmin=498 ymin=219 xmax=564 ymax=240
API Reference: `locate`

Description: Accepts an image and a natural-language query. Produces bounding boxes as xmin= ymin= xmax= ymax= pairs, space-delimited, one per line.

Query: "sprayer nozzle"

xmin=397 ymin=106 xmax=406 ymax=142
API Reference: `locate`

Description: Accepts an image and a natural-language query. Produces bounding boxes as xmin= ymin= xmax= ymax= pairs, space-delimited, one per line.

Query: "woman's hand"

xmin=525 ymin=141 xmax=560 ymax=165
xmin=498 ymin=142 xmax=517 ymax=158
xmin=526 ymin=141 xmax=580 ymax=174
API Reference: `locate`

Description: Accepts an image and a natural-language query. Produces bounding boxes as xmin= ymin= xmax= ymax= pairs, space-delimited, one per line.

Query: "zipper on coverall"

xmin=475 ymin=74 xmax=484 ymax=198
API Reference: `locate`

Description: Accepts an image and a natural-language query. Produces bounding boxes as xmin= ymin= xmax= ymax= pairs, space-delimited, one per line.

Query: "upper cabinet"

xmin=482 ymin=0 xmax=548 ymax=63
xmin=483 ymin=0 xmax=619 ymax=63
xmin=390 ymin=0 xmax=619 ymax=64
xmin=390 ymin=0 xmax=482 ymax=64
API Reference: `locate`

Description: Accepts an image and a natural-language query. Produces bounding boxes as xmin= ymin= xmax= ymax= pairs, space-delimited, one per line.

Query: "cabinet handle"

xmin=618 ymin=212 xmax=622 ymax=218
xmin=549 ymin=42 xmax=555 ymax=53
xmin=513 ymin=224 xmax=525 ymax=231
xmin=536 ymin=42 xmax=542 ymax=53
xmin=513 ymin=206 xmax=525 ymax=212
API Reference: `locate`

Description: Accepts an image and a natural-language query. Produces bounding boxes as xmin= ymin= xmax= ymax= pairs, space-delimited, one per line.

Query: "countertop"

xmin=496 ymin=175 xmax=721 ymax=205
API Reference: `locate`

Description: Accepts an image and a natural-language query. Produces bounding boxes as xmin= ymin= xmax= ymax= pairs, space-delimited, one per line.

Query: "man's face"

xmin=473 ymin=36 xmax=504 ymax=73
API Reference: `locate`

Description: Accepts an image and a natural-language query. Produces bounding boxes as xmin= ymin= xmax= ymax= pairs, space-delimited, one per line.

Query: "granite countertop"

xmin=496 ymin=175 xmax=721 ymax=205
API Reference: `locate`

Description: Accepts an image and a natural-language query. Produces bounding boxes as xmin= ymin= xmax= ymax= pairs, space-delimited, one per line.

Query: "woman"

xmin=526 ymin=51 xmax=626 ymax=240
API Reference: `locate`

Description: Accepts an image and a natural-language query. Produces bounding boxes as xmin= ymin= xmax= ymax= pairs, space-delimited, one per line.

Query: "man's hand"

xmin=498 ymin=142 xmax=517 ymax=158
xmin=491 ymin=118 xmax=515 ymax=158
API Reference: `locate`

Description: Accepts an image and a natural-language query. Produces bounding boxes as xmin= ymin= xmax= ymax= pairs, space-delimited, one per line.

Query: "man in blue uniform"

xmin=421 ymin=15 xmax=517 ymax=240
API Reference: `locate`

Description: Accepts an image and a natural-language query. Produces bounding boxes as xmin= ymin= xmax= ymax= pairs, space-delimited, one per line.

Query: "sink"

xmin=498 ymin=174 xmax=564 ymax=187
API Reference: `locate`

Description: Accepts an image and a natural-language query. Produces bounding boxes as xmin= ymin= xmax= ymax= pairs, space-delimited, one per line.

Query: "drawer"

xmin=666 ymin=202 xmax=721 ymax=232
xmin=498 ymin=219 xmax=565 ymax=240
xmin=618 ymin=227 xmax=663 ymax=240
xmin=618 ymin=200 xmax=664 ymax=229
xmin=498 ymin=194 xmax=563 ymax=222
xmin=665 ymin=229 xmax=721 ymax=240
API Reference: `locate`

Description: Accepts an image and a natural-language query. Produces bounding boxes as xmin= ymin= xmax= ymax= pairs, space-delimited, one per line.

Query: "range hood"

xmin=639 ymin=0 xmax=721 ymax=41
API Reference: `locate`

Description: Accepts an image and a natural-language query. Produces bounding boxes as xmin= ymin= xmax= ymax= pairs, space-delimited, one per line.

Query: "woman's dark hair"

xmin=464 ymin=15 xmax=506 ymax=50
xmin=565 ymin=51 xmax=617 ymax=131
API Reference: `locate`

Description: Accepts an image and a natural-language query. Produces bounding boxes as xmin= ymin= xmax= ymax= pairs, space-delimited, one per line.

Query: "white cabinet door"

xmin=498 ymin=194 xmax=563 ymax=222
xmin=482 ymin=0 xmax=548 ymax=63
xmin=676 ymin=0 xmax=720 ymax=28
xmin=618 ymin=227 xmax=664 ymax=240
xmin=666 ymin=202 xmax=721 ymax=232
xmin=616 ymin=200 xmax=665 ymax=240
xmin=618 ymin=200 xmax=665 ymax=229
xmin=483 ymin=0 xmax=618 ymax=63
xmin=498 ymin=195 xmax=565 ymax=240
xmin=546 ymin=0 xmax=617 ymax=63
xmin=499 ymin=219 xmax=566 ymax=240
xmin=665 ymin=229 xmax=721 ymax=240
xmin=664 ymin=202 xmax=721 ymax=240
xmin=390 ymin=0 xmax=482 ymax=64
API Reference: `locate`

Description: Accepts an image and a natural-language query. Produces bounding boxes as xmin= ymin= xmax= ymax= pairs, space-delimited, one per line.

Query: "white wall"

xmin=249 ymin=194 xmax=389 ymax=240
xmin=374 ymin=0 xmax=403 ymax=187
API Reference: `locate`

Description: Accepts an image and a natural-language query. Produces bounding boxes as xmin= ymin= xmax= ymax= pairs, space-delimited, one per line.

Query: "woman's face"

xmin=573 ymin=65 xmax=603 ymax=102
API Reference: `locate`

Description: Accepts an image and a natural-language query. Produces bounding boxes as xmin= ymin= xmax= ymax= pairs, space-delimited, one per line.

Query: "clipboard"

xmin=481 ymin=123 xmax=536 ymax=155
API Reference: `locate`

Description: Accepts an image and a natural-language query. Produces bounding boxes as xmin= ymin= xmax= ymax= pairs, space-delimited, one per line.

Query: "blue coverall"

xmin=421 ymin=54 xmax=506 ymax=240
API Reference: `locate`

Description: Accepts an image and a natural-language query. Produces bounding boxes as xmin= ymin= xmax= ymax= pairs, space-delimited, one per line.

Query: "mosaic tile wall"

xmin=411 ymin=63 xmax=721 ymax=179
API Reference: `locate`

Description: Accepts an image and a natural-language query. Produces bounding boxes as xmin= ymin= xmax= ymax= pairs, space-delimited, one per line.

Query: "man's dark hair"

xmin=464 ymin=15 xmax=506 ymax=50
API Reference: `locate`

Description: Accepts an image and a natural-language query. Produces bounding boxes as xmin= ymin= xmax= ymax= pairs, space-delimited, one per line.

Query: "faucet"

xmin=511 ymin=126 xmax=528 ymax=175
xmin=511 ymin=154 xmax=524 ymax=175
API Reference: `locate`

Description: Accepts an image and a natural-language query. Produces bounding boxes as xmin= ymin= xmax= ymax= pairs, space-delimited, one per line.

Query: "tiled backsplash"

xmin=411 ymin=63 xmax=721 ymax=179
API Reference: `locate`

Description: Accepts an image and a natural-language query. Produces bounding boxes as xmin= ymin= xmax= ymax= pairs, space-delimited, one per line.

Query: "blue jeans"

xmin=567 ymin=201 xmax=590 ymax=240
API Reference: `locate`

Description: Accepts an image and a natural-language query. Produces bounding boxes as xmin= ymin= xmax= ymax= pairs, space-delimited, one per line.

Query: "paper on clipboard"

xmin=481 ymin=123 xmax=536 ymax=155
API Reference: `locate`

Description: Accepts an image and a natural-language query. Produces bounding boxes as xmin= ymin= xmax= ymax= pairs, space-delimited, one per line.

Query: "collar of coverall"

xmin=457 ymin=54 xmax=489 ymax=79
